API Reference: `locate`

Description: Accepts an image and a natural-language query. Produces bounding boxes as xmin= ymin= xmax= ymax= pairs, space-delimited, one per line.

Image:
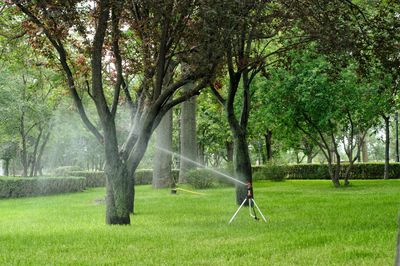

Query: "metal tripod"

xmin=228 ymin=182 xmax=267 ymax=224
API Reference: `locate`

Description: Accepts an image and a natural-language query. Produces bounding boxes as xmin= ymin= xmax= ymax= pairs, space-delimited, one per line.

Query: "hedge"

xmin=69 ymin=169 xmax=180 ymax=187
xmin=69 ymin=171 xmax=106 ymax=187
xmin=252 ymin=162 xmax=400 ymax=180
xmin=0 ymin=176 xmax=86 ymax=198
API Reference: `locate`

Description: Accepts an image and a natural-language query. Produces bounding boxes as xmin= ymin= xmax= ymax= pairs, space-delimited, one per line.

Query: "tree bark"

xmin=226 ymin=141 xmax=234 ymax=162
xmin=153 ymin=108 xmax=173 ymax=188
xmin=395 ymin=112 xmax=399 ymax=162
xmin=4 ymin=159 xmax=10 ymax=176
xmin=233 ymin=133 xmax=252 ymax=205
xmin=264 ymin=129 xmax=272 ymax=161
xmin=383 ymin=115 xmax=390 ymax=179
xmin=396 ymin=216 xmax=400 ymax=266
xmin=361 ymin=134 xmax=368 ymax=162
xmin=30 ymin=129 xmax=43 ymax=177
xmin=179 ymin=78 xmax=197 ymax=183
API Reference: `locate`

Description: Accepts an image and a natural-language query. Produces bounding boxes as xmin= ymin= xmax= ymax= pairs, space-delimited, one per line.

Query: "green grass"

xmin=0 ymin=180 xmax=399 ymax=265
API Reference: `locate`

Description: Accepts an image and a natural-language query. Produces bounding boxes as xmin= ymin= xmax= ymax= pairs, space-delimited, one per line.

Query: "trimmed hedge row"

xmin=252 ymin=163 xmax=400 ymax=180
xmin=0 ymin=176 xmax=86 ymax=198
xmin=69 ymin=169 xmax=180 ymax=187
xmin=69 ymin=171 xmax=106 ymax=187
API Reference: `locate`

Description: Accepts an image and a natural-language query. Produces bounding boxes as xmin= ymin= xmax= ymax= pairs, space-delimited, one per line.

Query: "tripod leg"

xmin=228 ymin=198 xmax=248 ymax=224
xmin=251 ymin=199 xmax=267 ymax=223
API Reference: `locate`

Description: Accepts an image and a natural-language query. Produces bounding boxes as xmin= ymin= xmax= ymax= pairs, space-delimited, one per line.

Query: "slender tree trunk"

xmin=30 ymin=129 xmax=43 ymax=177
xmin=34 ymin=131 xmax=51 ymax=176
xmin=361 ymin=134 xmax=368 ymax=162
xmin=226 ymin=141 xmax=234 ymax=162
xmin=4 ymin=159 xmax=10 ymax=176
xmin=19 ymin=114 xmax=28 ymax=177
xmin=153 ymin=108 xmax=173 ymax=188
xmin=264 ymin=129 xmax=272 ymax=161
xmin=198 ymin=143 xmax=205 ymax=166
xmin=384 ymin=115 xmax=390 ymax=179
xmin=395 ymin=112 xmax=399 ymax=162
xmin=179 ymin=81 xmax=197 ymax=183
xmin=233 ymin=132 xmax=252 ymax=205
xmin=396 ymin=216 xmax=400 ymax=266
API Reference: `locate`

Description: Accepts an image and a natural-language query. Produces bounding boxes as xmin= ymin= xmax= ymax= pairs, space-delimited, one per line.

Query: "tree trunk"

xmin=361 ymin=134 xmax=368 ymax=162
xmin=198 ymin=143 xmax=205 ymax=166
xmin=384 ymin=115 xmax=390 ymax=179
xmin=153 ymin=108 xmax=173 ymax=188
xmin=179 ymin=82 xmax=197 ymax=183
xmin=30 ymin=129 xmax=43 ymax=177
xmin=226 ymin=141 xmax=234 ymax=162
xmin=4 ymin=159 xmax=10 ymax=176
xmin=105 ymin=158 xmax=131 ymax=225
xmin=264 ymin=129 xmax=272 ymax=161
xmin=395 ymin=112 xmax=399 ymax=162
xmin=233 ymin=133 xmax=252 ymax=205
xmin=396 ymin=216 xmax=400 ymax=266
xmin=19 ymin=115 xmax=28 ymax=177
xmin=34 ymin=128 xmax=51 ymax=176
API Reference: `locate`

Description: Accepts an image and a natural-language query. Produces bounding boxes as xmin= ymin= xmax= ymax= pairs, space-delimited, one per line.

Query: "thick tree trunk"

xmin=384 ymin=115 xmax=390 ymax=179
xmin=34 ymin=131 xmax=50 ymax=176
xmin=153 ymin=108 xmax=173 ymax=188
xmin=264 ymin=129 xmax=272 ymax=161
xmin=179 ymin=82 xmax=197 ymax=183
xmin=105 ymin=158 xmax=131 ymax=225
xmin=233 ymin=133 xmax=252 ymax=205
xmin=307 ymin=155 xmax=313 ymax=164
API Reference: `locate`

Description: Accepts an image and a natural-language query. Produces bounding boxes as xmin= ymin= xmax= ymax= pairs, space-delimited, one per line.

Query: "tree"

xmin=265 ymin=50 xmax=382 ymax=186
xmin=179 ymin=65 xmax=198 ymax=183
xmin=8 ymin=0 xmax=222 ymax=225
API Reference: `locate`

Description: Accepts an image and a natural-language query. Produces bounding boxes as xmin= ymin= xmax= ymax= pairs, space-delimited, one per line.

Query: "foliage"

xmin=184 ymin=168 xmax=216 ymax=189
xmin=0 ymin=181 xmax=399 ymax=265
xmin=0 ymin=176 xmax=85 ymax=198
xmin=69 ymin=171 xmax=106 ymax=188
xmin=253 ymin=163 xmax=287 ymax=182
xmin=69 ymin=170 xmax=180 ymax=187
xmin=253 ymin=163 xmax=400 ymax=181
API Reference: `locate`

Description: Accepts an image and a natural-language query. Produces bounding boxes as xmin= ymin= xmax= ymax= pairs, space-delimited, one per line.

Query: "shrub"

xmin=253 ymin=162 xmax=400 ymax=180
xmin=0 ymin=176 xmax=86 ymax=198
xmin=53 ymin=166 xmax=83 ymax=176
xmin=253 ymin=164 xmax=287 ymax=181
xmin=69 ymin=171 xmax=106 ymax=187
xmin=186 ymin=168 xmax=216 ymax=189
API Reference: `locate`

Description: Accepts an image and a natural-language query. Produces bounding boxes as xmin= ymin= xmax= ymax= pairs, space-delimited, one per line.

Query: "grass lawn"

xmin=0 ymin=180 xmax=399 ymax=265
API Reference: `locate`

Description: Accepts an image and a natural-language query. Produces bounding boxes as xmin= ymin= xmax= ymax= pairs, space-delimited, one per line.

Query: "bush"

xmin=0 ymin=176 xmax=86 ymax=198
xmin=70 ymin=171 xmax=106 ymax=187
xmin=53 ymin=166 xmax=83 ymax=176
xmin=253 ymin=162 xmax=400 ymax=180
xmin=186 ymin=168 xmax=216 ymax=189
xmin=253 ymin=164 xmax=287 ymax=181
xmin=68 ymin=169 xmax=180 ymax=187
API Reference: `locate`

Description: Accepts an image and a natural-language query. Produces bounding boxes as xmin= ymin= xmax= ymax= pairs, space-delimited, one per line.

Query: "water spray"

xmin=155 ymin=146 xmax=246 ymax=186
xmin=156 ymin=146 xmax=267 ymax=223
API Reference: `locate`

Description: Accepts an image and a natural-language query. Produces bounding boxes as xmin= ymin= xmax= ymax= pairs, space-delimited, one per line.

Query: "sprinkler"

xmin=228 ymin=181 xmax=267 ymax=224
xmin=170 ymin=187 xmax=205 ymax=196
